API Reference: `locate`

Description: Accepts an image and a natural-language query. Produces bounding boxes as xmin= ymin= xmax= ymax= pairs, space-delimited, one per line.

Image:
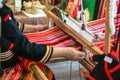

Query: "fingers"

xmin=79 ymin=52 xmax=85 ymax=59
xmin=68 ymin=47 xmax=85 ymax=60
xmin=75 ymin=51 xmax=85 ymax=61
xmin=73 ymin=48 xmax=85 ymax=57
xmin=53 ymin=47 xmax=85 ymax=61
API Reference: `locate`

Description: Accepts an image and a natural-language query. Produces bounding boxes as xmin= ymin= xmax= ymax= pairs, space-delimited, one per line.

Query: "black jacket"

xmin=0 ymin=3 xmax=53 ymax=69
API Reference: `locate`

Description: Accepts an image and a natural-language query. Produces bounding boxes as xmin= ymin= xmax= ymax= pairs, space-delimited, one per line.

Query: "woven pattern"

xmin=0 ymin=58 xmax=54 ymax=80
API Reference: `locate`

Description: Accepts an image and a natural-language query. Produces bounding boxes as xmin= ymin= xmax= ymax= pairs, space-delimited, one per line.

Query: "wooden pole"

xmin=29 ymin=63 xmax=48 ymax=80
xmin=24 ymin=59 xmax=48 ymax=80
xmin=79 ymin=58 xmax=95 ymax=71
xmin=104 ymin=0 xmax=111 ymax=54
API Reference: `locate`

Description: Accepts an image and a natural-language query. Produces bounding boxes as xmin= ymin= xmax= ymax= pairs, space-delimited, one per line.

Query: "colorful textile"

xmin=25 ymin=14 xmax=120 ymax=53
xmin=25 ymin=27 xmax=81 ymax=49
xmin=65 ymin=0 xmax=80 ymax=19
xmin=0 ymin=58 xmax=54 ymax=80
xmin=83 ymin=0 xmax=96 ymax=21
xmin=60 ymin=0 xmax=69 ymax=11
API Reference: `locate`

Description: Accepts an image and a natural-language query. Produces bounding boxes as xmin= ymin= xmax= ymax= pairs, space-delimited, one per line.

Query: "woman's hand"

xmin=63 ymin=47 xmax=85 ymax=60
xmin=52 ymin=47 xmax=85 ymax=61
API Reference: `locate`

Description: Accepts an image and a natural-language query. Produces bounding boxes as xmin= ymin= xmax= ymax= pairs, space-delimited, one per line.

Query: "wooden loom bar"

xmin=44 ymin=9 xmax=103 ymax=55
xmin=79 ymin=58 xmax=95 ymax=70
xmin=26 ymin=1 xmax=50 ymax=78
xmin=29 ymin=63 xmax=48 ymax=80
xmin=105 ymin=0 xmax=111 ymax=54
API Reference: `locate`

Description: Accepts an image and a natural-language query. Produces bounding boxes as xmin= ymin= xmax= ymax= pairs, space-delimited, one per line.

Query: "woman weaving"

xmin=0 ymin=1 xmax=85 ymax=80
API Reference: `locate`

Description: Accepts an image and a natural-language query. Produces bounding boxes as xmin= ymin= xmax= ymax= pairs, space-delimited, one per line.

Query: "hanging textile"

xmin=65 ymin=0 xmax=80 ymax=19
xmin=83 ymin=0 xmax=119 ymax=21
xmin=82 ymin=0 xmax=96 ymax=21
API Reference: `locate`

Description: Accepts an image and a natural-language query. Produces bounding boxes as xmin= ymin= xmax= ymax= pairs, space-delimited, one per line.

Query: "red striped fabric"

xmin=25 ymin=14 xmax=120 ymax=53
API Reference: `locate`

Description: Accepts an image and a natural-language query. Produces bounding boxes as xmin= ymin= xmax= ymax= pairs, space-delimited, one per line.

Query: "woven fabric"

xmin=25 ymin=14 xmax=120 ymax=52
xmin=0 ymin=58 xmax=54 ymax=80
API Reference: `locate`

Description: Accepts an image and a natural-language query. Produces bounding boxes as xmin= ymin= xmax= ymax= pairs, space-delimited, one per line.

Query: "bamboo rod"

xmin=29 ymin=63 xmax=48 ymax=80
xmin=79 ymin=58 xmax=95 ymax=71
xmin=104 ymin=0 xmax=111 ymax=54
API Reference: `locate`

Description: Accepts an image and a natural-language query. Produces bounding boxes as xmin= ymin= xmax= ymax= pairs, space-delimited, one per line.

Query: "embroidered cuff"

xmin=39 ymin=46 xmax=53 ymax=63
xmin=0 ymin=50 xmax=14 ymax=61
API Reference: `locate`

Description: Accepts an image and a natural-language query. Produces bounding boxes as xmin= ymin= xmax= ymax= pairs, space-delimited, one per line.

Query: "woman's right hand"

xmin=52 ymin=47 xmax=85 ymax=61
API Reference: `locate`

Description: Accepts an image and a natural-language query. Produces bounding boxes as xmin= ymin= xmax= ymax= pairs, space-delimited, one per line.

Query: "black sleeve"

xmin=0 ymin=3 xmax=53 ymax=63
xmin=12 ymin=35 xmax=53 ymax=63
